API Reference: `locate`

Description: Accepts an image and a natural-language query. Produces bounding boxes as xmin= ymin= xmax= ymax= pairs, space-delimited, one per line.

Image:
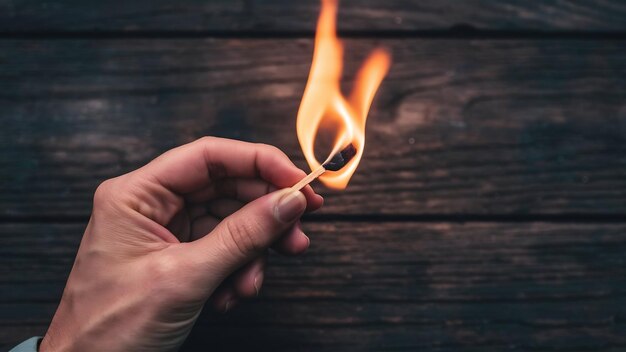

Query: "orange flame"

xmin=296 ymin=0 xmax=391 ymax=189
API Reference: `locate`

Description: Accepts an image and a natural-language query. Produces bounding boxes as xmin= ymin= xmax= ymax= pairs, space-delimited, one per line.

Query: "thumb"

xmin=192 ymin=188 xmax=307 ymax=280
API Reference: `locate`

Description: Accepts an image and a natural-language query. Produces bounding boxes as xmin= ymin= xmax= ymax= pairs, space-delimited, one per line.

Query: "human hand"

xmin=40 ymin=137 xmax=323 ymax=351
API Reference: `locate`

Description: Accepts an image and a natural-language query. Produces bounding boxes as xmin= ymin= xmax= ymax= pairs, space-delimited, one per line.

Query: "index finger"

xmin=136 ymin=137 xmax=322 ymax=205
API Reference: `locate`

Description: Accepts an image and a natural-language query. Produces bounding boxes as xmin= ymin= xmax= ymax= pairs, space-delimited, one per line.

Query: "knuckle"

xmin=151 ymin=254 xmax=181 ymax=280
xmin=197 ymin=136 xmax=216 ymax=145
xmin=257 ymin=143 xmax=283 ymax=156
xmin=222 ymin=218 xmax=264 ymax=258
xmin=147 ymin=254 xmax=185 ymax=297
xmin=93 ymin=176 xmax=131 ymax=215
xmin=93 ymin=179 xmax=115 ymax=208
xmin=146 ymin=248 xmax=210 ymax=304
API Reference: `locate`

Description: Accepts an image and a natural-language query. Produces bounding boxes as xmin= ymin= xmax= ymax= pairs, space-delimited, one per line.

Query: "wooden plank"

xmin=2 ymin=322 xmax=624 ymax=352
xmin=1 ymin=39 xmax=625 ymax=217
xmin=1 ymin=222 xmax=625 ymax=350
xmin=4 ymin=325 xmax=622 ymax=352
xmin=1 ymin=1 xmax=626 ymax=33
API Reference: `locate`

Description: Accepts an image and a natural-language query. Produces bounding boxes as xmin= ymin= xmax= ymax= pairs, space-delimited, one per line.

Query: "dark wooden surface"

xmin=2 ymin=39 xmax=625 ymax=217
xmin=2 ymin=222 xmax=626 ymax=351
xmin=1 ymin=0 xmax=626 ymax=32
xmin=1 ymin=1 xmax=625 ymax=351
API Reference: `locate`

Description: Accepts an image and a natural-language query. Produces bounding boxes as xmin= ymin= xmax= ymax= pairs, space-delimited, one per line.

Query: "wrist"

xmin=39 ymin=303 xmax=77 ymax=352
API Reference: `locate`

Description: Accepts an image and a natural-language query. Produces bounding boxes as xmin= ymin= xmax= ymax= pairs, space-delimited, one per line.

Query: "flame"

xmin=296 ymin=0 xmax=391 ymax=189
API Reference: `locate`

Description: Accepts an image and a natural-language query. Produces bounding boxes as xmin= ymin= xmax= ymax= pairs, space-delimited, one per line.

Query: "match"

xmin=290 ymin=143 xmax=357 ymax=192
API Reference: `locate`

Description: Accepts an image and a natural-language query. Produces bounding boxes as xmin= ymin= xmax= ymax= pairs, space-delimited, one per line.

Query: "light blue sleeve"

xmin=9 ymin=337 xmax=41 ymax=352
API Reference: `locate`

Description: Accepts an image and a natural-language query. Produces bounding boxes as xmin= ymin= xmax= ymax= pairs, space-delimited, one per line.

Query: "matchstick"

xmin=291 ymin=165 xmax=326 ymax=192
xmin=290 ymin=143 xmax=357 ymax=192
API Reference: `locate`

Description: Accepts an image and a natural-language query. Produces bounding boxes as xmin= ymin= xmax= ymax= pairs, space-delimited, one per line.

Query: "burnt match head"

xmin=322 ymin=144 xmax=357 ymax=171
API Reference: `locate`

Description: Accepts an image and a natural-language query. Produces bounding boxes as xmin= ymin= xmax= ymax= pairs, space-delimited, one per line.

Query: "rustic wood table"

xmin=2 ymin=1 xmax=626 ymax=351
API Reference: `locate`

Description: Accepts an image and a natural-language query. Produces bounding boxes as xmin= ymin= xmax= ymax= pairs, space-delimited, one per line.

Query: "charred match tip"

xmin=322 ymin=144 xmax=357 ymax=171
xmin=290 ymin=144 xmax=356 ymax=191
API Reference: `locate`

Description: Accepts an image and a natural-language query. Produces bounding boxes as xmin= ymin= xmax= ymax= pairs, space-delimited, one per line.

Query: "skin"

xmin=39 ymin=137 xmax=324 ymax=352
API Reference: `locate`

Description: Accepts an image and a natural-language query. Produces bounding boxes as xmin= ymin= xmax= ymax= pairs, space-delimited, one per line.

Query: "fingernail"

xmin=254 ymin=272 xmax=264 ymax=296
xmin=275 ymin=190 xmax=306 ymax=223
xmin=304 ymin=233 xmax=310 ymax=248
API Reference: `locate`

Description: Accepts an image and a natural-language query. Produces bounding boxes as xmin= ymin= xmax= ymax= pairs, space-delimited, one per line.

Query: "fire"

xmin=296 ymin=0 xmax=391 ymax=189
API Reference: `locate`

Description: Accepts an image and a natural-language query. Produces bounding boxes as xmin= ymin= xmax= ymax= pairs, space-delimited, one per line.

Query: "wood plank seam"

xmin=2 ymin=29 xmax=626 ymax=40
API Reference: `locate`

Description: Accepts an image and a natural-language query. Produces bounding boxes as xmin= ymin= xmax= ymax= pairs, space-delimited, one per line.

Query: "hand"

xmin=40 ymin=137 xmax=323 ymax=352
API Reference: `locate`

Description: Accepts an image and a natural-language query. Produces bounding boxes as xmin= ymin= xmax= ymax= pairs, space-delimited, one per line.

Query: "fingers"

xmin=207 ymin=199 xmax=243 ymax=219
xmin=187 ymin=178 xmax=323 ymax=212
xmin=232 ymin=255 xmax=267 ymax=298
xmin=191 ymin=212 xmax=310 ymax=256
xmin=209 ymin=255 xmax=267 ymax=312
xmin=136 ymin=137 xmax=321 ymax=208
xmin=272 ymin=222 xmax=310 ymax=255
xmin=189 ymin=189 xmax=306 ymax=282
xmin=209 ymin=284 xmax=239 ymax=313
xmin=185 ymin=178 xmax=275 ymax=204
xmin=189 ymin=216 xmax=220 ymax=241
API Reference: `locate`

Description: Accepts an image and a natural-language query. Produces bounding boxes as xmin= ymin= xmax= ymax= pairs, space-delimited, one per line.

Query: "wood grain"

xmin=1 ymin=222 xmax=625 ymax=351
xmin=2 ymin=1 xmax=624 ymax=351
xmin=1 ymin=0 xmax=626 ymax=33
xmin=1 ymin=39 xmax=625 ymax=217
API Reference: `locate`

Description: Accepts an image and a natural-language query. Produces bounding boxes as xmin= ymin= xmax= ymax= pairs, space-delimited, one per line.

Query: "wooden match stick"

xmin=290 ymin=143 xmax=357 ymax=192
xmin=291 ymin=165 xmax=326 ymax=192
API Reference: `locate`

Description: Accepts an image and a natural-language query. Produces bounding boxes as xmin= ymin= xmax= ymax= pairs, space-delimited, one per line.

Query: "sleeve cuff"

xmin=9 ymin=337 xmax=42 ymax=352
